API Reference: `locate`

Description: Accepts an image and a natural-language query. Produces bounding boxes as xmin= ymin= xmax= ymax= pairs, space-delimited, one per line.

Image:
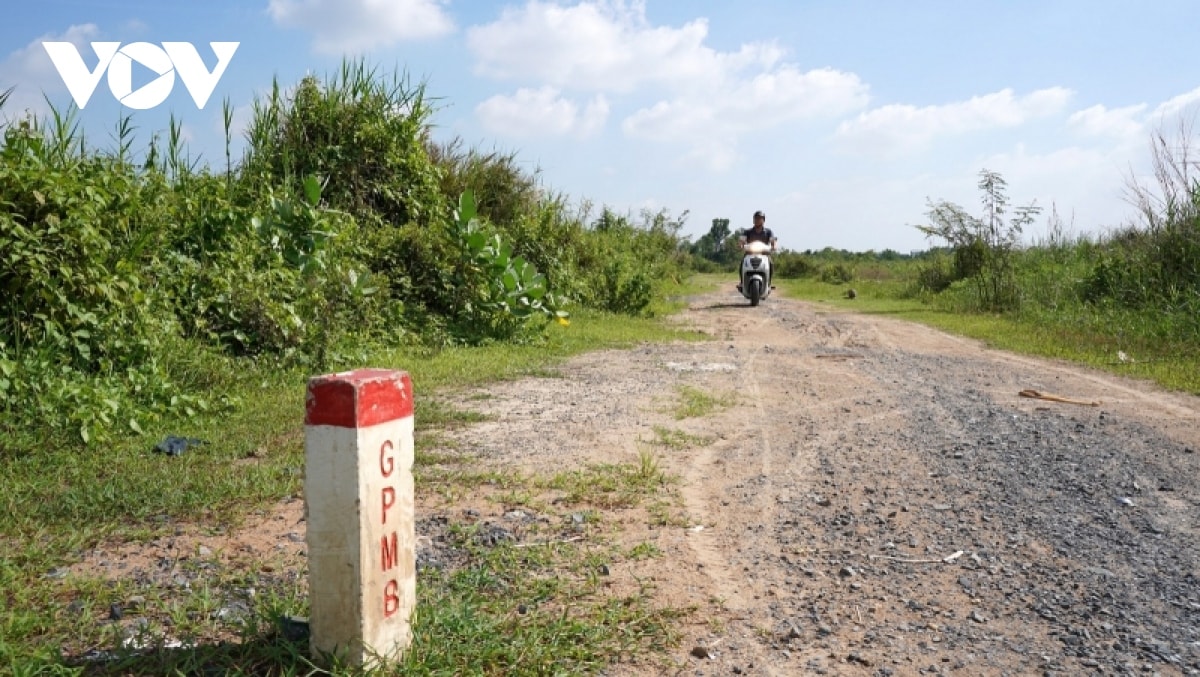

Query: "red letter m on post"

xmin=381 ymin=531 xmax=398 ymax=572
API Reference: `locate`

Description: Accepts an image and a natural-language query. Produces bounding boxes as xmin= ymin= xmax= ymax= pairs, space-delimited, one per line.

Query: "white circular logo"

xmin=106 ymin=42 xmax=175 ymax=110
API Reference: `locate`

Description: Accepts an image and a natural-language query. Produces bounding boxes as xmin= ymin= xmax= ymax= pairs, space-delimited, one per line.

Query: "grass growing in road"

xmin=671 ymin=385 xmax=728 ymax=420
xmin=648 ymin=426 xmax=715 ymax=451
xmin=545 ymin=458 xmax=672 ymax=510
xmin=401 ymin=539 xmax=685 ymax=675
xmin=6 ymin=454 xmax=687 ymax=676
xmin=401 ymin=457 xmax=688 ymax=675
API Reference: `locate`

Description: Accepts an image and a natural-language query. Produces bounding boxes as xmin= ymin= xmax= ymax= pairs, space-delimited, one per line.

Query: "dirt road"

xmin=440 ymin=288 xmax=1200 ymax=676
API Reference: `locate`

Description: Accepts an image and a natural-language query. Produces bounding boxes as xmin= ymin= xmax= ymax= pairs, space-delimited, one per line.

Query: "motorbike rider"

xmin=738 ymin=210 xmax=777 ymax=291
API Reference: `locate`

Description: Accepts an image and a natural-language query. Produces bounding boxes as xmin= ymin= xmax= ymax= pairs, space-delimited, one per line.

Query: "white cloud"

xmin=268 ymin=0 xmax=454 ymax=55
xmin=979 ymin=143 xmax=1118 ymax=188
xmin=624 ymin=66 xmax=868 ymax=141
xmin=476 ymin=86 xmax=609 ymax=138
xmin=1151 ymin=85 xmax=1200 ymax=121
xmin=120 ymin=18 xmax=150 ymax=35
xmin=0 ymin=24 xmax=98 ymax=120
xmin=621 ymin=65 xmax=867 ymax=170
xmin=1068 ymin=103 xmax=1147 ymax=139
xmin=681 ymin=139 xmax=738 ymax=172
xmin=469 ymin=1 xmax=868 ymax=170
xmin=835 ymin=87 xmax=1074 ymax=155
xmin=466 ymin=0 xmax=782 ymax=92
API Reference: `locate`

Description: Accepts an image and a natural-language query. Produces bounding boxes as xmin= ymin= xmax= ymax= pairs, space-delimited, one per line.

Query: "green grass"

xmin=544 ymin=459 xmax=672 ymax=511
xmin=778 ymin=277 xmax=1200 ymax=394
xmin=401 ymin=541 xmax=684 ymax=675
xmin=669 ymin=385 xmax=728 ymax=420
xmin=626 ymin=542 xmax=663 ymax=560
xmin=416 ymin=405 xmax=494 ymax=429
xmin=647 ymin=426 xmax=715 ymax=451
xmin=654 ymin=272 xmax=721 ymax=309
xmin=2 ymin=457 xmax=686 ymax=675
xmin=0 ymin=292 xmax=708 ymax=676
xmin=403 ymin=459 xmax=687 ymax=675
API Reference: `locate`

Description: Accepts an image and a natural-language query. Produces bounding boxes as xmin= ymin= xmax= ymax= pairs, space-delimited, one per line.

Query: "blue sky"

xmin=4 ymin=0 xmax=1200 ymax=252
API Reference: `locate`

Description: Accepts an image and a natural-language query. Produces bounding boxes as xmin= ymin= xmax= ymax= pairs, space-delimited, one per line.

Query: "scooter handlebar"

xmin=742 ymin=241 xmax=773 ymax=255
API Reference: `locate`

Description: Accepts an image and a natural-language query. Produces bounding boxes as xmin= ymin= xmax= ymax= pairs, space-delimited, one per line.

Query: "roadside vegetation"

xmin=0 ymin=61 xmax=692 ymax=452
xmin=0 ymin=62 xmax=705 ymax=674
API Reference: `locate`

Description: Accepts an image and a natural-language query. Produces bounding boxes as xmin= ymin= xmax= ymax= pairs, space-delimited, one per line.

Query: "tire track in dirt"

xmin=643 ymin=292 xmax=1199 ymax=675
xmin=668 ymin=299 xmax=892 ymax=674
xmin=671 ymin=310 xmax=796 ymax=674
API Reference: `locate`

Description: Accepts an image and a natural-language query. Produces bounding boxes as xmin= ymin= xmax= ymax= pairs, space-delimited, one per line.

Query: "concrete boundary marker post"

xmin=304 ymin=369 xmax=415 ymax=666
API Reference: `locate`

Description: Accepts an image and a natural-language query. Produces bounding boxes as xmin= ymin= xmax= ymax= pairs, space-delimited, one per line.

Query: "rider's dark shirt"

xmin=742 ymin=227 xmax=774 ymax=245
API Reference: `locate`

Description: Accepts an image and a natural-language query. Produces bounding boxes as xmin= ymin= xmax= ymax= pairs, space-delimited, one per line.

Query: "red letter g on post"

xmin=379 ymin=439 xmax=394 ymax=477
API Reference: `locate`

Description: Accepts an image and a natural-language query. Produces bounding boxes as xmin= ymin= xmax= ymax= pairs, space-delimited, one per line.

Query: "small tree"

xmin=917 ymin=169 xmax=1040 ymax=311
xmin=689 ymin=217 xmax=734 ymax=266
xmin=706 ymin=218 xmax=730 ymax=255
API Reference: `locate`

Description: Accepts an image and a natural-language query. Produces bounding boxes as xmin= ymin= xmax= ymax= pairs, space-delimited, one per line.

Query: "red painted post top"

xmin=305 ymin=369 xmax=414 ymax=428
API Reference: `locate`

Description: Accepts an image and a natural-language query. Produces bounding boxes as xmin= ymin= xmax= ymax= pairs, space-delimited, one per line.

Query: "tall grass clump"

xmin=1082 ymin=119 xmax=1200 ymax=328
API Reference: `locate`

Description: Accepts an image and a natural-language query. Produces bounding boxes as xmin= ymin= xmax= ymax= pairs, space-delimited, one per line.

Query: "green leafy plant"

xmin=449 ymin=190 xmax=569 ymax=340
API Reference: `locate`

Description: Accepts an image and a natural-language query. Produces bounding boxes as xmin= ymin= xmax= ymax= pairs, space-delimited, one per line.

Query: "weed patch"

xmin=649 ymin=426 xmax=716 ymax=451
xmin=670 ymin=385 xmax=728 ymax=419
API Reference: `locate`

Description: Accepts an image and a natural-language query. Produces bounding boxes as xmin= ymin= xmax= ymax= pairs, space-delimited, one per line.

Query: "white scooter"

xmin=738 ymin=241 xmax=774 ymax=306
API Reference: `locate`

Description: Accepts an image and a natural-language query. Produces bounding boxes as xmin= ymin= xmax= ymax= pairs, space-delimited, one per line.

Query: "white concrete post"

xmin=304 ymin=369 xmax=415 ymax=666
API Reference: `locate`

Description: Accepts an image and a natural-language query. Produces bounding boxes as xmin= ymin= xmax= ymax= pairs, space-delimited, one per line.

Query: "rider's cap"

xmin=753 ymin=210 xmax=765 ymax=218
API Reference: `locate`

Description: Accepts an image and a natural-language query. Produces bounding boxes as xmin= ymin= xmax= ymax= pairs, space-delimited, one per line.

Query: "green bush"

xmin=0 ymin=119 xmax=171 ymax=374
xmin=911 ymin=252 xmax=958 ymax=294
xmin=772 ymin=251 xmax=814 ymax=278
xmin=819 ymin=263 xmax=855 ymax=285
xmin=687 ymin=255 xmax=726 ymax=274
xmin=444 ymin=191 xmax=568 ymax=342
xmin=568 ymin=207 xmax=689 ymax=315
